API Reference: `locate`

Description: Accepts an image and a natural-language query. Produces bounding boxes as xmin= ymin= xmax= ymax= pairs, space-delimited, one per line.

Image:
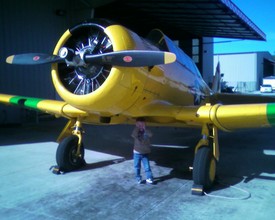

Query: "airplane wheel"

xmin=193 ymin=146 xmax=216 ymax=189
xmin=56 ymin=135 xmax=85 ymax=172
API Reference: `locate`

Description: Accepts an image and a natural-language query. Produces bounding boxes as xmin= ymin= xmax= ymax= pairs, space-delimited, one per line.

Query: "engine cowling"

xmin=51 ymin=20 xmax=144 ymax=115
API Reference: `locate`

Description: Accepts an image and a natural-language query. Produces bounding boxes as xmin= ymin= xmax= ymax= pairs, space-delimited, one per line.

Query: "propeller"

xmin=6 ymin=53 xmax=63 ymax=65
xmin=6 ymin=48 xmax=176 ymax=67
xmin=84 ymin=50 xmax=176 ymax=67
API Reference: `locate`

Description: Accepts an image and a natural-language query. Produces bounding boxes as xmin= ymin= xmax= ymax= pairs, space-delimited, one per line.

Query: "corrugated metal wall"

xmin=0 ymin=0 xmax=91 ymax=124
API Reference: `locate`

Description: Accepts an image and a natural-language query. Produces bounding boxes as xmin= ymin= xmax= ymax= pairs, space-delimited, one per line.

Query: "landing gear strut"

xmin=56 ymin=119 xmax=86 ymax=172
xmin=192 ymin=124 xmax=219 ymax=194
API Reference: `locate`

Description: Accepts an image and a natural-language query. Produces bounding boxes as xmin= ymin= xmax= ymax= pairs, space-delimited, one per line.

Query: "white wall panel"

xmin=214 ymin=51 xmax=275 ymax=93
xmin=214 ymin=53 xmax=258 ymax=92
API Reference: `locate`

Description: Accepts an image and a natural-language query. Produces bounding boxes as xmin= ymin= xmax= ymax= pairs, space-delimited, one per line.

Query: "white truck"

xmin=262 ymin=76 xmax=275 ymax=91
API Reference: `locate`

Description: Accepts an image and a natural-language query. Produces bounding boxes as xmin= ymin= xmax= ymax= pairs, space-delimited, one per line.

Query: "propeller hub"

xmin=59 ymin=47 xmax=74 ymax=61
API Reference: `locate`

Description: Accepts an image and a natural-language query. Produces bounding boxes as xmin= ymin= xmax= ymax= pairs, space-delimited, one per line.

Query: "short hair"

xmin=136 ymin=117 xmax=145 ymax=122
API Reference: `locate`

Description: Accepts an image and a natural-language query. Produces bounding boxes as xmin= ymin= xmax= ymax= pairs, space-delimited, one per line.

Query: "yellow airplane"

xmin=1 ymin=19 xmax=275 ymax=192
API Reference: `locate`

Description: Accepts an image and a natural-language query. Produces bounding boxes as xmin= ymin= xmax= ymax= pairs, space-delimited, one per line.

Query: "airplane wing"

xmin=3 ymin=92 xmax=275 ymax=132
xmin=140 ymin=101 xmax=275 ymax=132
xmin=0 ymin=94 xmax=88 ymax=119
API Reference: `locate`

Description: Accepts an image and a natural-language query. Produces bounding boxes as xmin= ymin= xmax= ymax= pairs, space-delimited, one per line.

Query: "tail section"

xmin=212 ymin=61 xmax=221 ymax=93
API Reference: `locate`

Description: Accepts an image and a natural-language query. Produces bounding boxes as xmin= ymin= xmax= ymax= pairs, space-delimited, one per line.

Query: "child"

xmin=131 ymin=117 xmax=154 ymax=184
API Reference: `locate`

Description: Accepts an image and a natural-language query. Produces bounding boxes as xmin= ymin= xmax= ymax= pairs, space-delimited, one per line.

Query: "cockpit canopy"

xmin=146 ymin=29 xmax=201 ymax=77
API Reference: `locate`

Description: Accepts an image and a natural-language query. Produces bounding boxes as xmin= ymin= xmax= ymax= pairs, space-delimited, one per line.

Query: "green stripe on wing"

xmin=267 ymin=103 xmax=275 ymax=126
xmin=10 ymin=96 xmax=43 ymax=109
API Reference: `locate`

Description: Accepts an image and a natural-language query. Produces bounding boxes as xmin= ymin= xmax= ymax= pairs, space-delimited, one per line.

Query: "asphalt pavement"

xmin=0 ymin=118 xmax=274 ymax=220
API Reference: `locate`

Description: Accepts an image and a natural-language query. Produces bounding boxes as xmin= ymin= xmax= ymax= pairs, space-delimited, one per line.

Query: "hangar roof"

xmin=94 ymin=0 xmax=266 ymax=41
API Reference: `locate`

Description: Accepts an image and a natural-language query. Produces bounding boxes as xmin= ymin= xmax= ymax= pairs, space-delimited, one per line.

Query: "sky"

xmin=214 ymin=0 xmax=275 ymax=55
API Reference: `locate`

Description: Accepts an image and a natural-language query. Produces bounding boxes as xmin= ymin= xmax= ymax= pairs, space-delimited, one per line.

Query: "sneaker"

xmin=137 ymin=179 xmax=142 ymax=184
xmin=146 ymin=178 xmax=154 ymax=184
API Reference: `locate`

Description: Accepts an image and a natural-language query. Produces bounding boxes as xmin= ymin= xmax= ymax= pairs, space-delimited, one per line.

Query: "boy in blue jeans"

xmin=131 ymin=117 xmax=154 ymax=184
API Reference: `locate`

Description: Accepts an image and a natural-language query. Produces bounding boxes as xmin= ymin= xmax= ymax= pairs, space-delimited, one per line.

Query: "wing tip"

xmin=6 ymin=55 xmax=14 ymax=64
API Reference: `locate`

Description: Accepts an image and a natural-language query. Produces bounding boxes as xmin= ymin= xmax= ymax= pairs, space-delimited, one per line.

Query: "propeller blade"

xmin=6 ymin=53 xmax=64 ymax=65
xmin=84 ymin=50 xmax=176 ymax=67
xmin=6 ymin=50 xmax=176 ymax=67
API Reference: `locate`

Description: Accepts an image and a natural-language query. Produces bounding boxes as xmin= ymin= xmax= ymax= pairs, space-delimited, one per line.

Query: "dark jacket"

xmin=131 ymin=127 xmax=153 ymax=154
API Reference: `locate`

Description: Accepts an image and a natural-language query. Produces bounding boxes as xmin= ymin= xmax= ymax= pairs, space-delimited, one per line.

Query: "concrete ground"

xmin=0 ymin=118 xmax=275 ymax=220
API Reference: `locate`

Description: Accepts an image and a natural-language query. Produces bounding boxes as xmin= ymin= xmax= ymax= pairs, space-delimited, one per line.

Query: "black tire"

xmin=192 ymin=146 xmax=216 ymax=189
xmin=56 ymin=135 xmax=85 ymax=172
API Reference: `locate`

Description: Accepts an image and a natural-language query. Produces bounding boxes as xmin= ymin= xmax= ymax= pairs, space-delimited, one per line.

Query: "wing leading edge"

xmin=2 ymin=93 xmax=275 ymax=131
xmin=140 ymin=102 xmax=275 ymax=131
xmin=196 ymin=103 xmax=275 ymax=131
xmin=0 ymin=94 xmax=88 ymax=119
